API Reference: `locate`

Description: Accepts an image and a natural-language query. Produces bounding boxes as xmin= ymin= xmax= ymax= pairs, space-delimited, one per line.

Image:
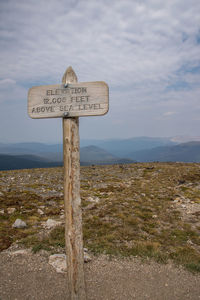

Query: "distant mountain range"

xmin=0 ymin=136 xmax=200 ymax=170
xmin=128 ymin=141 xmax=200 ymax=162
xmin=80 ymin=146 xmax=134 ymax=165
xmin=170 ymin=136 xmax=200 ymax=143
xmin=0 ymin=154 xmax=62 ymax=171
xmin=80 ymin=136 xmax=177 ymax=157
xmin=0 ymin=144 xmax=134 ymax=170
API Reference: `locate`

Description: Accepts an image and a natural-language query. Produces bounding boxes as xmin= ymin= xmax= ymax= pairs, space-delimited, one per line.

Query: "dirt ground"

xmin=0 ymin=248 xmax=200 ymax=300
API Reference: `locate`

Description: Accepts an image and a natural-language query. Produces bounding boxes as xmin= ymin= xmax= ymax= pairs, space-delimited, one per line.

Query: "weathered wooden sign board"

xmin=28 ymin=81 xmax=109 ymax=118
xmin=28 ymin=66 xmax=109 ymax=300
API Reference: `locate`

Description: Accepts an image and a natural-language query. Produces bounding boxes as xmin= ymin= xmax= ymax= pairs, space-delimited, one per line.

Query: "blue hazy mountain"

xmin=0 ymin=145 xmax=134 ymax=170
xmin=80 ymin=136 xmax=176 ymax=157
xmin=0 ymin=137 xmax=176 ymax=157
xmin=0 ymin=138 xmax=199 ymax=170
xmin=128 ymin=142 xmax=200 ymax=162
xmin=0 ymin=154 xmax=62 ymax=171
xmin=80 ymin=146 xmax=134 ymax=165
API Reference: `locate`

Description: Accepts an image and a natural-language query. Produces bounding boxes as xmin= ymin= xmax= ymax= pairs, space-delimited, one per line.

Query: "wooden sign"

xmin=28 ymin=81 xmax=109 ymax=118
xmin=28 ymin=66 xmax=109 ymax=300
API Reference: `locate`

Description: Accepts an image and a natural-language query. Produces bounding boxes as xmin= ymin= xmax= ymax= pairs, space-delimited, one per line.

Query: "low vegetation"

xmin=0 ymin=163 xmax=200 ymax=272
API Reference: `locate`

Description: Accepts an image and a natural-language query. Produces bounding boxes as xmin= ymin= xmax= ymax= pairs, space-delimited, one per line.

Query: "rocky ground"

xmin=0 ymin=163 xmax=200 ymax=299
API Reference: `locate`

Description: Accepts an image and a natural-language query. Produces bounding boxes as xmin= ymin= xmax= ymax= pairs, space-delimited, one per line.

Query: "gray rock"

xmin=87 ymin=196 xmax=100 ymax=203
xmin=93 ymin=183 xmax=108 ymax=189
xmin=37 ymin=208 xmax=44 ymax=215
xmin=10 ymin=249 xmax=30 ymax=255
xmin=45 ymin=219 xmax=62 ymax=229
xmin=12 ymin=219 xmax=27 ymax=228
xmin=7 ymin=207 xmax=16 ymax=214
xmin=84 ymin=252 xmax=92 ymax=263
xmin=85 ymin=203 xmax=97 ymax=210
xmin=49 ymin=254 xmax=66 ymax=273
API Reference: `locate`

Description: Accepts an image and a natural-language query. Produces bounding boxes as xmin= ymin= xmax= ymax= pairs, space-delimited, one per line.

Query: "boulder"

xmin=7 ymin=207 xmax=16 ymax=214
xmin=45 ymin=219 xmax=62 ymax=229
xmin=12 ymin=219 xmax=27 ymax=229
xmin=37 ymin=208 xmax=44 ymax=215
xmin=49 ymin=254 xmax=66 ymax=273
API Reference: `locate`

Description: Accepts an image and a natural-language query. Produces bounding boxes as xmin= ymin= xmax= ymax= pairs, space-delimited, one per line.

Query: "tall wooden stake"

xmin=62 ymin=66 xmax=87 ymax=300
xmin=28 ymin=65 xmax=108 ymax=299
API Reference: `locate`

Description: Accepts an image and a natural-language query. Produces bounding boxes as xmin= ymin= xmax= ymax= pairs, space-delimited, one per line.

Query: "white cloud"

xmin=163 ymin=111 xmax=177 ymax=117
xmin=0 ymin=79 xmax=27 ymax=104
xmin=0 ymin=79 xmax=16 ymax=86
xmin=0 ymin=0 xmax=200 ymax=141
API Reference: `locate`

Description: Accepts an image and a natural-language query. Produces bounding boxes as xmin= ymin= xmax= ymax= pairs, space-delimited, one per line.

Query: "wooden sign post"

xmin=28 ymin=67 xmax=109 ymax=299
xmin=62 ymin=67 xmax=86 ymax=300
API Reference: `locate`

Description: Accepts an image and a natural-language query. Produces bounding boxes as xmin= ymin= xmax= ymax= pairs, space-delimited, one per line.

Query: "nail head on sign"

xmin=63 ymin=112 xmax=69 ymax=118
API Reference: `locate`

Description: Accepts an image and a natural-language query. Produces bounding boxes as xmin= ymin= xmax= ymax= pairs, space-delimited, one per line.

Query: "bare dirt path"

xmin=0 ymin=249 xmax=200 ymax=300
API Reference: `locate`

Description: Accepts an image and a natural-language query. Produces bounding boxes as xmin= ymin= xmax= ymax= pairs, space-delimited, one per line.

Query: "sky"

xmin=0 ymin=0 xmax=200 ymax=143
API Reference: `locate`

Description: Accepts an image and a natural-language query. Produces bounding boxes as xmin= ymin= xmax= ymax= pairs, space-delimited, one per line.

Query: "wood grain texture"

xmin=62 ymin=67 xmax=87 ymax=299
xmin=28 ymin=81 xmax=109 ymax=118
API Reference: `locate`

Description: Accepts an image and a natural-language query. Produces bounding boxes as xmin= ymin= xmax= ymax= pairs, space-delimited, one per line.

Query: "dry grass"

xmin=0 ymin=163 xmax=200 ymax=272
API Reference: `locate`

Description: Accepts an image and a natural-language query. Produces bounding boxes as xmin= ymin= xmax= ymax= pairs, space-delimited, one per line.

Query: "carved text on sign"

xmin=28 ymin=81 xmax=109 ymax=118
